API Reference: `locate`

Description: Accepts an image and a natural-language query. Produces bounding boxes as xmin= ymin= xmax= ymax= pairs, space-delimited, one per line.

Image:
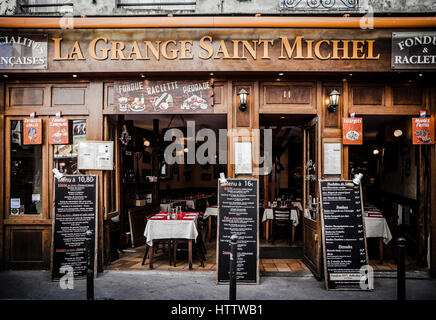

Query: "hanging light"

xmin=373 ymin=149 xmax=379 ymax=155
xmin=143 ymin=139 xmax=150 ymax=147
xmin=238 ymin=88 xmax=249 ymax=112
xmin=393 ymin=129 xmax=403 ymax=137
xmin=327 ymin=89 xmax=341 ymax=113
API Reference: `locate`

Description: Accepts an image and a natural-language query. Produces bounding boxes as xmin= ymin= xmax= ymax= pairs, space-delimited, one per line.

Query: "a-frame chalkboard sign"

xmin=319 ymin=180 xmax=371 ymax=290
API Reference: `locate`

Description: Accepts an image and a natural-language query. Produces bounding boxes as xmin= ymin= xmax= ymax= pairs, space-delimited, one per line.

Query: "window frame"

xmin=5 ymin=116 xmax=49 ymax=220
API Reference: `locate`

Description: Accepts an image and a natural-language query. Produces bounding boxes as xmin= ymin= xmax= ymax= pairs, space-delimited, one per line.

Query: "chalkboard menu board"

xmin=319 ymin=180 xmax=369 ymax=290
xmin=217 ymin=179 xmax=259 ymax=284
xmin=51 ymin=175 xmax=98 ymax=280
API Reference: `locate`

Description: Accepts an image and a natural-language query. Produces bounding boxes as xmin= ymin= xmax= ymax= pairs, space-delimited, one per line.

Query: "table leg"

xmin=379 ymin=237 xmax=384 ymax=264
xmin=266 ymin=220 xmax=270 ymax=241
xmin=149 ymin=243 xmax=154 ymax=270
xmin=188 ymin=240 xmax=193 ymax=270
xmin=292 ymin=225 xmax=295 ymax=243
xmin=168 ymin=240 xmax=172 ymax=266
xmin=208 ymin=216 xmax=212 ymax=242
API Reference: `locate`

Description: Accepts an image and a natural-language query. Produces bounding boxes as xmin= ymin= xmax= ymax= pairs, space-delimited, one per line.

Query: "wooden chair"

xmin=272 ymin=207 xmax=292 ymax=245
xmin=141 ymin=216 xmax=173 ymax=269
xmin=173 ymin=212 xmax=206 ymax=268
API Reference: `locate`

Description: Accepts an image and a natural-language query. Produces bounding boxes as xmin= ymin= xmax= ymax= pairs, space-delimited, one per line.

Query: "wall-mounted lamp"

xmin=327 ymin=89 xmax=341 ymax=113
xmin=238 ymin=88 xmax=249 ymax=112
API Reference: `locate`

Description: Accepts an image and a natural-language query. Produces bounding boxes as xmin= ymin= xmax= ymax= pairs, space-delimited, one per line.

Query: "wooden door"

xmin=302 ymin=116 xmax=322 ymax=279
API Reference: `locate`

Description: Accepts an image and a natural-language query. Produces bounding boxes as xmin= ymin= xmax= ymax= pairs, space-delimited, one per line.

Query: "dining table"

xmin=364 ymin=214 xmax=392 ymax=264
xmin=203 ymin=206 xmax=219 ymax=241
xmin=143 ymin=211 xmax=199 ymax=269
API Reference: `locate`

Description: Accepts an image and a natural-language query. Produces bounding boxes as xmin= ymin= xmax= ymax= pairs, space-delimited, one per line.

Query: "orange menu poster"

xmin=342 ymin=117 xmax=363 ymax=145
xmin=23 ymin=118 xmax=42 ymax=145
xmin=412 ymin=117 xmax=435 ymax=145
xmin=48 ymin=118 xmax=69 ymax=144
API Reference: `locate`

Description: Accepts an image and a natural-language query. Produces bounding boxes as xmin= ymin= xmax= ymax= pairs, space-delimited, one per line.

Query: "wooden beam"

xmin=86 ymin=80 xmax=104 ymax=273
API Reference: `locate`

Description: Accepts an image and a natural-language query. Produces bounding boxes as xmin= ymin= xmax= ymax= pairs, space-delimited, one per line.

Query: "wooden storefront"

xmin=0 ymin=17 xmax=435 ymax=277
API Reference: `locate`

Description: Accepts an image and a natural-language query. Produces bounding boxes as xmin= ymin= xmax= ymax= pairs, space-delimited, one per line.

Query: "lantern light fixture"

xmin=238 ymin=88 xmax=249 ymax=112
xmin=327 ymin=89 xmax=341 ymax=113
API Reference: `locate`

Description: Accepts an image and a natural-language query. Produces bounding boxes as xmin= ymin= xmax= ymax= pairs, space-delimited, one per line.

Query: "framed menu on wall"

xmin=78 ymin=141 xmax=114 ymax=170
xmin=234 ymin=142 xmax=252 ymax=175
xmin=217 ymin=178 xmax=259 ymax=284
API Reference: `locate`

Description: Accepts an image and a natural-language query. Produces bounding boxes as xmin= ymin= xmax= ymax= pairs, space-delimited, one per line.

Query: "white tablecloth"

xmin=144 ymin=215 xmax=198 ymax=247
xmin=364 ymin=216 xmax=392 ymax=244
xmin=204 ymin=206 xmax=218 ymax=219
xmin=262 ymin=208 xmax=299 ymax=226
xmin=291 ymin=202 xmax=303 ymax=211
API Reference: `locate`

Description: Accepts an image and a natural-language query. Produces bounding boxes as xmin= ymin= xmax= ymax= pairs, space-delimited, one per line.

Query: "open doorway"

xmin=106 ymin=113 xmax=227 ymax=270
xmin=259 ymin=114 xmax=318 ymax=266
xmin=348 ymin=115 xmax=431 ymax=272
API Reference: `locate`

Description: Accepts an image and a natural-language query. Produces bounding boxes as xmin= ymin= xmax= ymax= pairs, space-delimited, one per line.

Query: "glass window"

xmin=53 ymin=119 xmax=87 ymax=174
xmin=10 ymin=120 xmax=42 ymax=215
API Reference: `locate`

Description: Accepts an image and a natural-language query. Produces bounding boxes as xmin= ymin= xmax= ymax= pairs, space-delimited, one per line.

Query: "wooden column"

xmin=227 ymin=81 xmax=259 ymax=179
xmin=429 ymin=86 xmax=436 ymax=277
xmin=0 ymin=81 xmax=4 ymax=269
xmin=152 ymin=119 xmax=160 ymax=205
xmin=86 ymin=80 xmax=104 ymax=272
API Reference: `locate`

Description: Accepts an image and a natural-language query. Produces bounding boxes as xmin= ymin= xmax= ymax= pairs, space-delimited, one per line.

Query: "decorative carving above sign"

xmin=392 ymin=32 xmax=436 ymax=69
xmin=114 ymin=80 xmax=214 ymax=113
xmin=280 ymin=0 xmax=359 ymax=11
xmin=0 ymin=34 xmax=48 ymax=69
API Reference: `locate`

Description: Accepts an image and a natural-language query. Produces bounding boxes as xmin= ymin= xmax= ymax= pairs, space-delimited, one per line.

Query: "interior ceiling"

xmin=362 ymin=115 xmax=410 ymax=139
xmin=120 ymin=114 xmax=227 ymax=132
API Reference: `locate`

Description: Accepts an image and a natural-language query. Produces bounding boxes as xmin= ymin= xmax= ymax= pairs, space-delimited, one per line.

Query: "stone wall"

xmin=2 ymin=0 xmax=436 ymax=16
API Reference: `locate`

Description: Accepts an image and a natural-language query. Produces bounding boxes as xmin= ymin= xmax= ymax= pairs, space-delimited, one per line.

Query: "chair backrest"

xmin=196 ymin=211 xmax=204 ymax=229
xmin=172 ymin=201 xmax=186 ymax=212
xmin=196 ymin=198 xmax=207 ymax=213
xmin=208 ymin=196 xmax=217 ymax=206
xmin=273 ymin=207 xmax=291 ymax=226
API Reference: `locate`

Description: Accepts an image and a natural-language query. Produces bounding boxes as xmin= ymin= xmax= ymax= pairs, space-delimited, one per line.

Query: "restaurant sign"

xmin=48 ymin=118 xmax=69 ymax=145
xmin=342 ymin=117 xmax=363 ymax=145
xmin=23 ymin=118 xmax=42 ymax=145
xmin=392 ymin=32 xmax=436 ymax=69
xmin=412 ymin=117 xmax=435 ymax=145
xmin=0 ymin=34 xmax=48 ymax=69
xmin=114 ymin=80 xmax=214 ymax=113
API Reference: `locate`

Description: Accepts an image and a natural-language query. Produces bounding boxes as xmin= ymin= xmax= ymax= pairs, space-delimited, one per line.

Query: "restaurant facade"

xmin=1 ymin=15 xmax=436 ymax=280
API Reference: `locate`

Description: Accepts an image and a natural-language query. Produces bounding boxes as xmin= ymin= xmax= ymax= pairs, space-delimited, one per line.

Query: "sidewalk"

xmin=1 ymin=270 xmax=436 ymax=300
